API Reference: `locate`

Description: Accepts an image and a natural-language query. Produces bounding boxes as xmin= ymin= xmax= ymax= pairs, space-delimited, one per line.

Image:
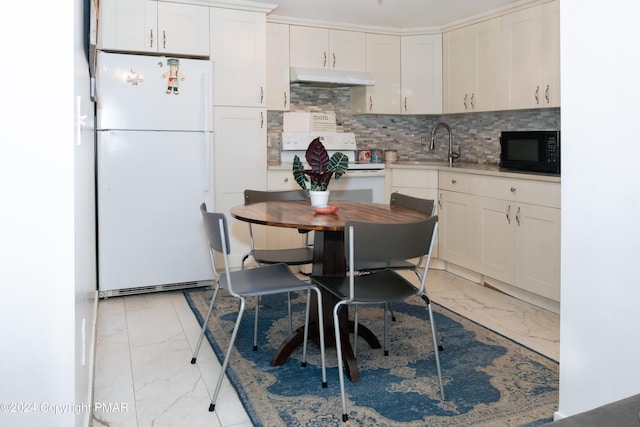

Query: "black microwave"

xmin=499 ymin=130 xmax=560 ymax=175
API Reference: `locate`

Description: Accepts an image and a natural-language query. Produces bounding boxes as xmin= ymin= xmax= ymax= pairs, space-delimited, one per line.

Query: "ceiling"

xmin=258 ymin=0 xmax=529 ymax=30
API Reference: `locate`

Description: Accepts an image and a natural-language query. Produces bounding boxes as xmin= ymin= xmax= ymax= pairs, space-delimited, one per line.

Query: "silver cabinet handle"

xmin=516 ymin=206 xmax=521 ymax=226
xmin=150 ymin=30 xmax=154 ymax=48
xmin=451 ymin=179 xmax=457 ymax=184
xmin=333 ymin=52 xmax=336 ymax=68
xmin=506 ymin=205 xmax=511 ymax=224
xmin=463 ymin=94 xmax=468 ymax=110
xmin=283 ymin=92 xmax=287 ymax=109
xmin=323 ymin=52 xmax=327 ymax=67
xmin=470 ymin=93 xmax=475 ymax=109
xmin=284 ymin=177 xmax=289 ymax=183
xmin=260 ymin=86 xmax=264 ymax=104
xmin=438 ymin=193 xmax=443 ymax=209
xmin=404 ymin=97 xmax=407 ymax=112
xmin=510 ymin=187 xmax=516 ymax=192
xmin=260 ymin=111 xmax=264 ymax=128
xmin=369 ymin=96 xmax=373 ymax=111
xmin=535 ymin=85 xmax=540 ymax=104
xmin=545 ymin=85 xmax=550 ymax=104
xmin=163 ymin=30 xmax=166 ymax=49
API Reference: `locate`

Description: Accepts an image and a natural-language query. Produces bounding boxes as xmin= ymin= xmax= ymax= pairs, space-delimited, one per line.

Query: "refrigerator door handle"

xmin=203 ymin=134 xmax=211 ymax=192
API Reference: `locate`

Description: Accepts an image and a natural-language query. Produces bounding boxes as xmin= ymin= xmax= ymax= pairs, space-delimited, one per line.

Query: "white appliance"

xmin=96 ymin=51 xmax=214 ymax=297
xmin=281 ymin=132 xmax=386 ymax=203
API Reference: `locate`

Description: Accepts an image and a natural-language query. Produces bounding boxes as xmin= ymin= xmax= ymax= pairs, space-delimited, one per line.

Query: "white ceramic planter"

xmin=309 ymin=190 xmax=330 ymax=207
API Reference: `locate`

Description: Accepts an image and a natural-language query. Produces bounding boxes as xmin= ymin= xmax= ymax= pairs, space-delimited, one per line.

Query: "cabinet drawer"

xmin=439 ymin=171 xmax=481 ymax=194
xmin=481 ymin=176 xmax=560 ymax=208
xmin=392 ymin=169 xmax=438 ymax=188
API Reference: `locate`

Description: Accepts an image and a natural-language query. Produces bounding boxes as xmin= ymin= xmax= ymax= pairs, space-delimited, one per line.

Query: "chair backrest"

xmin=390 ymin=192 xmax=436 ymax=216
xmin=244 ymin=189 xmax=308 ymax=204
xmin=200 ymin=202 xmax=234 ymax=291
xmin=346 ymin=216 xmax=438 ymax=265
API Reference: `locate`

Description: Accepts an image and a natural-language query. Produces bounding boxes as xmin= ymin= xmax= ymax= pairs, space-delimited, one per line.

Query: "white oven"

xmin=280 ymin=132 xmax=386 ymax=203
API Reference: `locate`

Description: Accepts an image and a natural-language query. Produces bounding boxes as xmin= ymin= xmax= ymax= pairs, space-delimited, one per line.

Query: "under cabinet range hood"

xmin=290 ymin=67 xmax=375 ymax=87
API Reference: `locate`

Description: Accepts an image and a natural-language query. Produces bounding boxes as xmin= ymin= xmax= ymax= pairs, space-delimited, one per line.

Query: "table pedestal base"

xmin=269 ymin=230 xmax=381 ymax=382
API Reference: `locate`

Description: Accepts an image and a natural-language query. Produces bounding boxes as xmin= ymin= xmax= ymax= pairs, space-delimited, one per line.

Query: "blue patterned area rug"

xmin=184 ymin=288 xmax=558 ymax=426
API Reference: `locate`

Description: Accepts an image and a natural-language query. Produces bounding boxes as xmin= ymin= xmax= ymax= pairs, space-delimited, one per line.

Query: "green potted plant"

xmin=292 ymin=137 xmax=349 ymax=207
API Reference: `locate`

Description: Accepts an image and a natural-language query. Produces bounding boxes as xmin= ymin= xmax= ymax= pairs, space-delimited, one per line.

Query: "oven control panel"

xmin=281 ymin=132 xmax=357 ymax=151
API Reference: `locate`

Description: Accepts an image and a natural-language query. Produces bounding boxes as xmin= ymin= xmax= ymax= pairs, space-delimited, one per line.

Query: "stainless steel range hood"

xmin=290 ymin=67 xmax=375 ymax=87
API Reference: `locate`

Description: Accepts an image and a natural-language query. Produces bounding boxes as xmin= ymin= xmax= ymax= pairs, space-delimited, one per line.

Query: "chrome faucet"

xmin=430 ymin=122 xmax=460 ymax=166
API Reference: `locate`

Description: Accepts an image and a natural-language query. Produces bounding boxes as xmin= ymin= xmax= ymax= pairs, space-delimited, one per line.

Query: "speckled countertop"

xmin=268 ymin=160 xmax=561 ymax=183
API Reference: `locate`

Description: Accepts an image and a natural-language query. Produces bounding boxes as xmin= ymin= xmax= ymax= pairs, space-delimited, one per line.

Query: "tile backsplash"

xmin=267 ymin=84 xmax=560 ymax=165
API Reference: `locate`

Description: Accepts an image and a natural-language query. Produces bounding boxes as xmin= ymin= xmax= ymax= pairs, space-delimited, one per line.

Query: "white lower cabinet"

xmin=480 ymin=176 xmax=560 ymax=302
xmin=437 ymin=171 xmax=482 ymax=272
xmin=390 ymin=168 xmax=439 ymax=257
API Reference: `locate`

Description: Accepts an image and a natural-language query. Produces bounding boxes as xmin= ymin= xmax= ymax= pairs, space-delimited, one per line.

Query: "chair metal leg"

xmin=209 ymin=297 xmax=246 ymax=412
xmin=313 ymin=287 xmax=328 ymax=388
xmin=333 ymin=302 xmax=349 ymax=422
xmin=352 ymin=305 xmax=359 ymax=357
xmin=287 ymin=292 xmax=293 ymax=334
xmin=191 ymin=282 xmax=220 ymax=364
xmin=423 ymin=295 xmax=444 ymax=401
xmin=253 ymin=296 xmax=260 ymax=351
xmin=383 ymin=302 xmax=389 ymax=356
xmin=388 ymin=302 xmax=397 ymax=322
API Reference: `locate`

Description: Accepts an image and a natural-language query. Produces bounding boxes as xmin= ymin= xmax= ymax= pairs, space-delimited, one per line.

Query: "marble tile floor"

xmin=92 ymin=269 xmax=559 ymax=427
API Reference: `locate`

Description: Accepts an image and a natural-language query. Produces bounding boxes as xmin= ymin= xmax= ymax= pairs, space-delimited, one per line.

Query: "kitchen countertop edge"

xmin=268 ymin=161 xmax=561 ymax=183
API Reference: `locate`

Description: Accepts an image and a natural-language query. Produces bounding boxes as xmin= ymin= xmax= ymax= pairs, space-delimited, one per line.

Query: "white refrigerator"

xmin=96 ymin=51 xmax=214 ymax=296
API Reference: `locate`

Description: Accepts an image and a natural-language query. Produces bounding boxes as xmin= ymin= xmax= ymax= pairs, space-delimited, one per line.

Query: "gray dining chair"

xmin=242 ymin=189 xmax=314 ymax=347
xmin=352 ymin=192 xmax=442 ymax=354
xmin=310 ymin=216 xmax=444 ymax=422
xmin=191 ymin=203 xmax=327 ymax=413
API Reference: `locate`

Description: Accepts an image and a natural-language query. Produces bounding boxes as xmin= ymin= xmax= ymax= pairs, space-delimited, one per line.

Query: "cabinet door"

xmin=211 ymin=9 xmax=267 ymax=107
xmin=515 ymin=203 xmax=560 ymax=301
xmin=157 ymin=2 xmax=209 ymax=56
xmin=503 ymin=4 xmax=544 ymax=109
xmin=329 ymin=30 xmax=366 ymax=71
xmin=480 ymin=197 xmax=515 ymax=283
xmin=266 ymin=23 xmax=290 ymax=111
xmin=290 ymin=26 xmax=329 ymax=68
xmin=99 ymin=0 xmax=157 ymax=52
xmin=542 ymin=0 xmax=560 ymax=107
xmin=443 ymin=26 xmax=474 ymax=114
xmin=351 ymin=33 xmax=401 ymax=114
xmin=474 ymin=17 xmax=503 ymax=112
xmin=214 ymin=107 xmax=267 ymax=268
xmin=401 ymin=34 xmax=443 ymax=114
xmin=438 ymin=190 xmax=480 ymax=271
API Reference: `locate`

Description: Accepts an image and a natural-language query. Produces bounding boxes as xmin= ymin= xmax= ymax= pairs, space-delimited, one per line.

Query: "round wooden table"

xmin=230 ymin=199 xmax=431 ymax=381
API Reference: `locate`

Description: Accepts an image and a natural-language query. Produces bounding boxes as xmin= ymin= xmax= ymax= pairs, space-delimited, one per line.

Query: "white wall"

xmin=0 ymin=0 xmax=96 ymax=426
xmin=558 ymin=0 xmax=640 ymax=418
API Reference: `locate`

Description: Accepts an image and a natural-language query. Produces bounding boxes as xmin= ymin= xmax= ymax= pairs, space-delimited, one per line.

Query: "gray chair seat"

xmin=310 ymin=270 xmax=419 ymax=303
xmin=249 ymin=247 xmax=314 ymax=266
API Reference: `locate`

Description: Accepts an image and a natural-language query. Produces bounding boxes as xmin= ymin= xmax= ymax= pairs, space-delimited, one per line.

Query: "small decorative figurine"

xmin=162 ymin=58 xmax=184 ymax=94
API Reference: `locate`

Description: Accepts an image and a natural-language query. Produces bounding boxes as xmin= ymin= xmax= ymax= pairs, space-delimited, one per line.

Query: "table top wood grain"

xmin=230 ymin=200 xmax=430 ymax=231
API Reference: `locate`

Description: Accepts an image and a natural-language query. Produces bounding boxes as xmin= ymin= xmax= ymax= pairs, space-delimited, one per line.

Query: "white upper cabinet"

xmin=99 ymin=0 xmax=209 ymax=57
xmin=502 ymin=0 xmax=560 ymax=109
xmin=290 ymin=26 xmax=366 ymax=71
xmin=443 ymin=17 xmax=503 ymax=113
xmin=211 ymin=8 xmax=266 ymax=107
xmin=266 ymin=23 xmax=290 ymax=111
xmin=350 ymin=33 xmax=401 ymax=114
xmin=400 ymin=34 xmax=443 ymax=114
